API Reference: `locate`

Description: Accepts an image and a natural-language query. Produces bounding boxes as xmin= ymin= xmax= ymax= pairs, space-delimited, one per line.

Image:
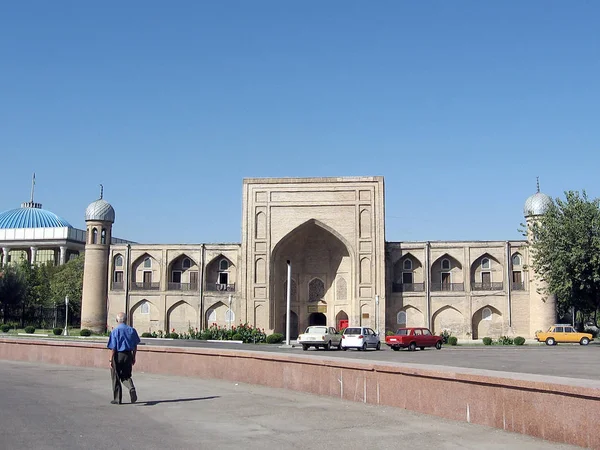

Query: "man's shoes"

xmin=130 ymin=389 xmax=137 ymax=404
xmin=110 ymin=400 xmax=121 ymax=405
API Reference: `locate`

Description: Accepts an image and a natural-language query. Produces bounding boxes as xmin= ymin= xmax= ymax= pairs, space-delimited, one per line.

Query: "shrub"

xmin=167 ymin=332 xmax=179 ymax=339
xmin=266 ymin=333 xmax=284 ymax=344
xmin=482 ymin=337 xmax=493 ymax=345
xmin=513 ymin=336 xmax=526 ymax=346
xmin=497 ymin=335 xmax=513 ymax=345
xmin=0 ymin=324 xmax=10 ymax=333
xmin=79 ymin=329 xmax=92 ymax=337
xmin=24 ymin=326 xmax=36 ymax=334
xmin=440 ymin=329 xmax=452 ymax=344
xmin=53 ymin=328 xmax=63 ymax=336
xmin=232 ymin=333 xmax=243 ymax=341
xmin=448 ymin=336 xmax=458 ymax=346
xmin=141 ymin=332 xmax=153 ymax=338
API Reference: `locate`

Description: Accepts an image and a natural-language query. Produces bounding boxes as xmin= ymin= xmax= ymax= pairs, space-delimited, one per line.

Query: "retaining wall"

xmin=1 ymin=338 xmax=598 ymax=449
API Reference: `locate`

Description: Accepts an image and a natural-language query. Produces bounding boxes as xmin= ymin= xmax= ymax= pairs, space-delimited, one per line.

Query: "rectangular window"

xmin=218 ymin=272 xmax=229 ymax=285
xmin=512 ymin=271 xmax=522 ymax=283
xmin=481 ymin=272 xmax=491 ymax=286
xmin=190 ymin=271 xmax=198 ymax=288
xmin=172 ymin=271 xmax=182 ymax=283
xmin=113 ymin=271 xmax=123 ymax=283
xmin=402 ymin=272 xmax=413 ymax=284
xmin=143 ymin=271 xmax=152 ymax=284
xmin=441 ymin=272 xmax=451 ymax=289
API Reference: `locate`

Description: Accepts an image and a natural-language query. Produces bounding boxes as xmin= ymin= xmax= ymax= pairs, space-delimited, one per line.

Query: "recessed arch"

xmin=308 ymin=278 xmax=325 ymax=302
xmin=270 ymin=218 xmax=353 ymax=331
xmin=130 ymin=299 xmax=159 ymax=332
xmin=167 ymin=300 xmax=196 ymax=333
xmin=205 ymin=254 xmax=237 ymax=291
xmin=472 ymin=305 xmax=503 ymax=339
xmin=131 ymin=253 xmax=160 ymax=288
xmin=396 ymin=305 xmax=424 ymax=328
xmin=432 ymin=305 xmax=464 ymax=336
xmin=393 ymin=252 xmax=423 ymax=291
xmin=431 ymin=254 xmax=463 ymax=291
xmin=470 ymin=253 xmax=503 ymax=291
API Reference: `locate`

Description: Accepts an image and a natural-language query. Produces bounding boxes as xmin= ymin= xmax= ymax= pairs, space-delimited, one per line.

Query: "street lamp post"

xmin=375 ymin=294 xmax=379 ymax=335
xmin=62 ymin=295 xmax=69 ymax=336
xmin=285 ymin=260 xmax=291 ymax=346
xmin=228 ymin=294 xmax=232 ymax=329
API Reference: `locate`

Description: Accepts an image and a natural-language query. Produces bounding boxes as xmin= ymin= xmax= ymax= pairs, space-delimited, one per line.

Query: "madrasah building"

xmin=1 ymin=176 xmax=556 ymax=339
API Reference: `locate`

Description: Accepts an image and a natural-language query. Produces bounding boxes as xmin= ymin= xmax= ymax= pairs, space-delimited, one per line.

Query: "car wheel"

xmin=324 ymin=341 xmax=331 ymax=351
xmin=545 ymin=337 xmax=556 ymax=346
xmin=376 ymin=342 xmax=381 ymax=351
xmin=420 ymin=347 xmax=425 ymax=351
xmin=361 ymin=342 xmax=368 ymax=351
xmin=391 ymin=346 xmax=400 ymax=351
xmin=435 ymin=341 xmax=442 ymax=350
xmin=342 ymin=346 xmax=348 ymax=351
xmin=302 ymin=344 xmax=308 ymax=351
xmin=337 ymin=341 xmax=342 ymax=350
xmin=580 ymin=337 xmax=590 ymax=345
xmin=408 ymin=342 xmax=417 ymax=352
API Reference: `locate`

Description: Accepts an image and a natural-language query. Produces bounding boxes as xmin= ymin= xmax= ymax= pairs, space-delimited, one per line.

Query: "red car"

xmin=385 ymin=327 xmax=443 ymax=351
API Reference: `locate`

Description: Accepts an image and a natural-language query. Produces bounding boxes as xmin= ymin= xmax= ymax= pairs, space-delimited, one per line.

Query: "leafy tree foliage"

xmin=50 ymin=255 xmax=84 ymax=316
xmin=0 ymin=265 xmax=26 ymax=322
xmin=529 ymin=191 xmax=600 ymax=319
xmin=0 ymin=255 xmax=84 ymax=326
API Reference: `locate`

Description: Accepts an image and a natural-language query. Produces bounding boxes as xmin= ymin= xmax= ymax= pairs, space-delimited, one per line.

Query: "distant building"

xmin=79 ymin=176 xmax=555 ymax=339
xmin=0 ymin=180 xmax=131 ymax=267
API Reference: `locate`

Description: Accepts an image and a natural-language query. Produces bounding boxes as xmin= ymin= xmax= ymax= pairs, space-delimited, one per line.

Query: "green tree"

xmin=0 ymin=265 xmax=26 ymax=323
xmin=50 ymin=255 xmax=84 ymax=316
xmin=528 ymin=191 xmax=600 ymax=320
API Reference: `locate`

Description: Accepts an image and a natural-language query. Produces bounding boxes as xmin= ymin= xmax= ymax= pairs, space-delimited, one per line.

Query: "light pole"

xmin=375 ymin=294 xmax=380 ymax=335
xmin=228 ymin=294 xmax=232 ymax=329
xmin=285 ymin=260 xmax=291 ymax=346
xmin=53 ymin=301 xmax=57 ymax=329
xmin=62 ymin=295 xmax=69 ymax=336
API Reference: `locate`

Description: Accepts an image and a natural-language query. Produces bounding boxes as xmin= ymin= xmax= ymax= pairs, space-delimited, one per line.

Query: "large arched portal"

xmin=271 ymin=220 xmax=353 ymax=334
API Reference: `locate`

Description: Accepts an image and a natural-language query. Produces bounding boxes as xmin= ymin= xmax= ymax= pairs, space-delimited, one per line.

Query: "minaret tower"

xmin=81 ymin=185 xmax=115 ymax=333
xmin=524 ymin=178 xmax=556 ymax=337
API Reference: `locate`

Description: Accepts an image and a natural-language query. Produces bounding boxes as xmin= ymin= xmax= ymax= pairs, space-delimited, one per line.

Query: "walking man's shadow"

xmin=139 ymin=396 xmax=219 ymax=406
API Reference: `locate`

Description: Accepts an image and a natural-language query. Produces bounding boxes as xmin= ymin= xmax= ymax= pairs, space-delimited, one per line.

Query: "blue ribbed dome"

xmin=0 ymin=205 xmax=72 ymax=229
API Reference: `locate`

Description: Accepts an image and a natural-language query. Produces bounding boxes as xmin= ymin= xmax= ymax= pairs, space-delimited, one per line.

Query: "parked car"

xmin=385 ymin=327 xmax=443 ymax=351
xmin=535 ymin=324 xmax=593 ymax=346
xmin=341 ymin=327 xmax=381 ymax=351
xmin=297 ymin=326 xmax=342 ymax=351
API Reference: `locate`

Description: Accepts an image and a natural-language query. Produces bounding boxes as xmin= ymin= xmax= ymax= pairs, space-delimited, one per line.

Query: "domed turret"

xmin=81 ymin=184 xmax=114 ymax=333
xmin=85 ymin=199 xmax=115 ymax=223
xmin=524 ymin=179 xmax=552 ymax=217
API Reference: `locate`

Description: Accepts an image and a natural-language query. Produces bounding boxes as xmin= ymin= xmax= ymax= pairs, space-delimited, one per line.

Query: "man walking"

xmin=107 ymin=312 xmax=140 ymax=405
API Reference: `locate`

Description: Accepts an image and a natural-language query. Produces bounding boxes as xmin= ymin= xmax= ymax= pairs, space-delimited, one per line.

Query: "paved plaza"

xmin=0 ymin=361 xmax=581 ymax=449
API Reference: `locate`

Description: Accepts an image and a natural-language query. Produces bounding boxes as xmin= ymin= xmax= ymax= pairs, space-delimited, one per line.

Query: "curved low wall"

xmin=1 ymin=338 xmax=599 ymax=449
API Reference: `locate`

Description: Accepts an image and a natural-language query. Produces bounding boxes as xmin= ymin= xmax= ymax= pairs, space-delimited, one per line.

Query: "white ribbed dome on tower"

xmin=85 ymin=199 xmax=115 ymax=223
xmin=85 ymin=185 xmax=115 ymax=223
xmin=524 ymin=179 xmax=552 ymax=217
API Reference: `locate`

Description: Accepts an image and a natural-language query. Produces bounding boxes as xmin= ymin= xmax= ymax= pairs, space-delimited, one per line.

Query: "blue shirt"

xmin=107 ymin=323 xmax=140 ymax=352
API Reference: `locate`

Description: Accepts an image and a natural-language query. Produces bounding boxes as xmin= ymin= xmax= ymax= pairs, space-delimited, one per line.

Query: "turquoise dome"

xmin=0 ymin=204 xmax=72 ymax=229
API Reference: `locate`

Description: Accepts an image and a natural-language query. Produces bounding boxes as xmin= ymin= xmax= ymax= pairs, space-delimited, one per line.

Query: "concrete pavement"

xmin=0 ymin=361 xmax=581 ymax=450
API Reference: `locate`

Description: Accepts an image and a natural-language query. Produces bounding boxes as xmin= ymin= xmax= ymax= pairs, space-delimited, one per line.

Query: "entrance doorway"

xmin=308 ymin=312 xmax=326 ymax=326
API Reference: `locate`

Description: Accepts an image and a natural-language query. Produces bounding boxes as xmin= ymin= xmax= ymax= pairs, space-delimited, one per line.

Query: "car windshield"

xmin=344 ymin=328 xmax=362 ymax=335
xmin=395 ymin=329 xmax=409 ymax=335
xmin=306 ymin=326 xmax=327 ymax=334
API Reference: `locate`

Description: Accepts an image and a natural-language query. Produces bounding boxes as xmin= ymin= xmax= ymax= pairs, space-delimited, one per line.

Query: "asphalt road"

xmin=0 ymin=361 xmax=580 ymax=450
xmin=135 ymin=338 xmax=600 ymax=382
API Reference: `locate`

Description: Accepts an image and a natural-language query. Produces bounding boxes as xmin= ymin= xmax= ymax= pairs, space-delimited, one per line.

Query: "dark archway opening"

xmin=309 ymin=312 xmax=327 ymax=326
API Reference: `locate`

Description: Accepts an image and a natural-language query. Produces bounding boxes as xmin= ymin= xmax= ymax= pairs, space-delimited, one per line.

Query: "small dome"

xmin=85 ymin=199 xmax=115 ymax=223
xmin=524 ymin=192 xmax=552 ymax=216
xmin=0 ymin=204 xmax=72 ymax=229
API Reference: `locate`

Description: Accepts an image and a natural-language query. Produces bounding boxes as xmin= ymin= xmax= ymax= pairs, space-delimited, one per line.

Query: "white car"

xmin=341 ymin=327 xmax=381 ymax=351
xmin=297 ymin=326 xmax=342 ymax=351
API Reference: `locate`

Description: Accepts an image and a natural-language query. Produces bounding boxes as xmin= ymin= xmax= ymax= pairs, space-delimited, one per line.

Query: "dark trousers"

xmin=111 ymin=351 xmax=136 ymax=403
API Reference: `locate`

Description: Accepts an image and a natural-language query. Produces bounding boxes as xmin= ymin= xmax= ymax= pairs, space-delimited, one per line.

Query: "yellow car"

xmin=535 ymin=324 xmax=593 ymax=346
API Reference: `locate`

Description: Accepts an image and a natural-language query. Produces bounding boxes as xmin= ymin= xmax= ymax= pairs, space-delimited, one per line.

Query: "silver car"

xmin=341 ymin=327 xmax=381 ymax=351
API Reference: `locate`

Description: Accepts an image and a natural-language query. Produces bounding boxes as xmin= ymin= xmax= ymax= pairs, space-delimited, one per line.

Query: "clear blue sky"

xmin=1 ymin=1 xmax=598 ymax=244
